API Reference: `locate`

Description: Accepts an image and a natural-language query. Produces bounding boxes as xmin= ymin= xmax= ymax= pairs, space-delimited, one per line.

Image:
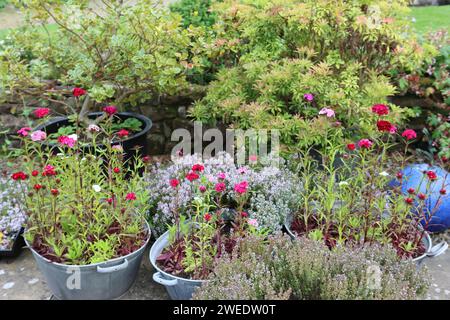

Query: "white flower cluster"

xmin=145 ymin=152 xmax=302 ymax=235
xmin=0 ymin=175 xmax=26 ymax=250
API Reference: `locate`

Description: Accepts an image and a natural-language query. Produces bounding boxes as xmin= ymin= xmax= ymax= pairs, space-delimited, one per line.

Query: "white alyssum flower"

xmin=68 ymin=134 xmax=78 ymax=141
xmin=379 ymin=171 xmax=389 ymax=177
xmin=92 ymin=185 xmax=102 ymax=192
xmin=339 ymin=181 xmax=349 ymax=187
xmin=88 ymin=124 xmax=100 ymax=132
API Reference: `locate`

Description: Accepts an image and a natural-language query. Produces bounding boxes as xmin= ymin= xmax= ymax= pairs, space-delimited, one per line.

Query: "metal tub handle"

xmin=96 ymin=259 xmax=129 ymax=273
xmin=427 ymin=241 xmax=448 ymax=258
xmin=153 ymin=272 xmax=178 ymax=286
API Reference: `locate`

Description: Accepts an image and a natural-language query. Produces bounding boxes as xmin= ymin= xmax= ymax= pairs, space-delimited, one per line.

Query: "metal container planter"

xmin=25 ymin=222 xmax=150 ymax=300
xmin=0 ymin=228 xmax=25 ymax=259
xmin=149 ymin=230 xmax=207 ymax=300
xmin=284 ymin=214 xmax=448 ymax=264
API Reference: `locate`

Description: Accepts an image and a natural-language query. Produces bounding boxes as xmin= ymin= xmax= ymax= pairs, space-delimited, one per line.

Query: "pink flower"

xmin=303 ymin=93 xmax=314 ymax=102
xmin=57 ymin=135 xmax=76 ymax=148
xmin=238 ymin=167 xmax=246 ymax=174
xmin=42 ymin=165 xmax=56 ymax=176
xmin=103 ymin=105 xmax=118 ymax=116
xmin=125 ymin=192 xmax=137 ymax=201
xmin=249 ymin=155 xmax=258 ymax=163
xmin=33 ymin=108 xmax=50 ymax=118
xmin=218 ymin=172 xmax=226 ymax=180
xmin=234 ymin=181 xmax=248 ymax=194
xmin=199 ymin=185 xmax=207 ymax=193
xmin=88 ymin=124 xmax=100 ymax=132
xmin=402 ymin=129 xmax=417 ymax=140
xmin=318 ymin=108 xmax=335 ymax=118
xmin=215 ymin=182 xmax=226 ymax=192
xmin=372 ymin=104 xmax=389 ymax=116
xmin=112 ymin=145 xmax=123 ymax=152
xmin=72 ymin=87 xmax=87 ymax=97
xmin=358 ymin=139 xmax=373 ymax=149
xmin=170 ymin=179 xmax=180 ymax=188
xmin=117 ymin=129 xmax=129 ymax=138
xmin=31 ymin=130 xmax=47 ymax=141
xmin=248 ymin=218 xmax=258 ymax=227
xmin=204 ymin=213 xmax=212 ymax=222
xmin=17 ymin=127 xmax=32 ymax=137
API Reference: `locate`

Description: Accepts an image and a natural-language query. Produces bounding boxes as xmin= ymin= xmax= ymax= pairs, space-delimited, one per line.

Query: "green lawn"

xmin=411 ymin=5 xmax=450 ymax=34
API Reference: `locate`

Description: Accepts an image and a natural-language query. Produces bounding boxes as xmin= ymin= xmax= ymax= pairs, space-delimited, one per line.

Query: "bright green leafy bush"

xmin=170 ymin=0 xmax=217 ymax=28
xmin=0 ymin=0 xmax=202 ymax=108
xmin=190 ymin=0 xmax=436 ymax=153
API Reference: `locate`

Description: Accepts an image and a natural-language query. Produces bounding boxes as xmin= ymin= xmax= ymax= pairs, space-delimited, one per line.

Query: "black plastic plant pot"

xmin=34 ymin=112 xmax=152 ymax=164
xmin=0 ymin=228 xmax=25 ymax=259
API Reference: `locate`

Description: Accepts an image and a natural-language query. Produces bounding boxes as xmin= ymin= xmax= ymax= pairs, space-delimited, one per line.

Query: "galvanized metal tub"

xmin=283 ymin=214 xmax=447 ymax=264
xmin=149 ymin=230 xmax=207 ymax=300
xmin=25 ymin=222 xmax=150 ymax=300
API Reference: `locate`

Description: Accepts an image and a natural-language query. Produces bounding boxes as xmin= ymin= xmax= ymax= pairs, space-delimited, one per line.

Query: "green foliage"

xmin=0 ymin=0 xmax=9 ymax=9
xmin=0 ymin=0 xmax=201 ymax=108
xmin=193 ymin=234 xmax=430 ymax=300
xmin=170 ymin=0 xmax=217 ymax=28
xmin=189 ymin=0 xmax=435 ymax=153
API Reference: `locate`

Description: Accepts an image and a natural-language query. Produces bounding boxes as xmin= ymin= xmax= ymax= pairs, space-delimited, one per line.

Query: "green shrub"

xmin=190 ymin=0 xmax=436 ymax=153
xmin=0 ymin=0 xmax=8 ymax=9
xmin=170 ymin=0 xmax=217 ymax=28
xmin=0 ymin=0 xmax=203 ymax=109
xmin=193 ymin=234 xmax=430 ymax=300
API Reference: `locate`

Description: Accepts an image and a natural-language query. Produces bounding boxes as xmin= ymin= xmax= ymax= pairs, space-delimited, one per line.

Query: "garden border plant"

xmin=12 ymin=105 xmax=152 ymax=299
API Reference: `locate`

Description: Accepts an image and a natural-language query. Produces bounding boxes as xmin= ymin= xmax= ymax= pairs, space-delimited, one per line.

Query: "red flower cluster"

xmin=51 ymin=188 xmax=59 ymax=196
xmin=32 ymin=170 xmax=39 ymax=177
xmin=117 ymin=129 xmax=129 ymax=138
xmin=204 ymin=213 xmax=212 ymax=222
xmin=372 ymin=104 xmax=389 ymax=116
xmin=192 ymin=164 xmax=204 ymax=172
xmin=376 ymin=120 xmax=396 ymax=133
xmin=125 ymin=192 xmax=137 ymax=201
xmin=170 ymin=179 xmax=180 ymax=188
xmin=418 ymin=193 xmax=426 ymax=200
xmin=215 ymin=182 xmax=226 ymax=192
xmin=103 ymin=105 xmax=117 ymax=116
xmin=113 ymin=167 xmax=120 ymax=173
xmin=199 ymin=185 xmax=207 ymax=193
xmin=33 ymin=108 xmax=50 ymax=119
xmin=42 ymin=165 xmax=57 ymax=177
xmin=186 ymin=172 xmax=199 ymax=182
xmin=426 ymin=170 xmax=437 ymax=181
xmin=11 ymin=171 xmax=28 ymax=180
xmin=401 ymin=129 xmax=417 ymax=141
xmin=33 ymin=184 xmax=43 ymax=191
xmin=346 ymin=143 xmax=356 ymax=151
xmin=72 ymin=87 xmax=87 ymax=97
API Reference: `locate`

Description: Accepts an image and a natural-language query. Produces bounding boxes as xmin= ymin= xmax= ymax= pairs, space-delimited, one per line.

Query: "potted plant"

xmin=193 ymin=233 xmax=430 ymax=300
xmin=147 ymin=152 xmax=302 ymax=299
xmin=0 ymin=169 xmax=26 ymax=258
xmin=31 ymin=90 xmax=152 ymax=162
xmin=13 ymin=117 xmax=151 ymax=300
xmin=285 ymin=104 xmax=448 ymax=262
